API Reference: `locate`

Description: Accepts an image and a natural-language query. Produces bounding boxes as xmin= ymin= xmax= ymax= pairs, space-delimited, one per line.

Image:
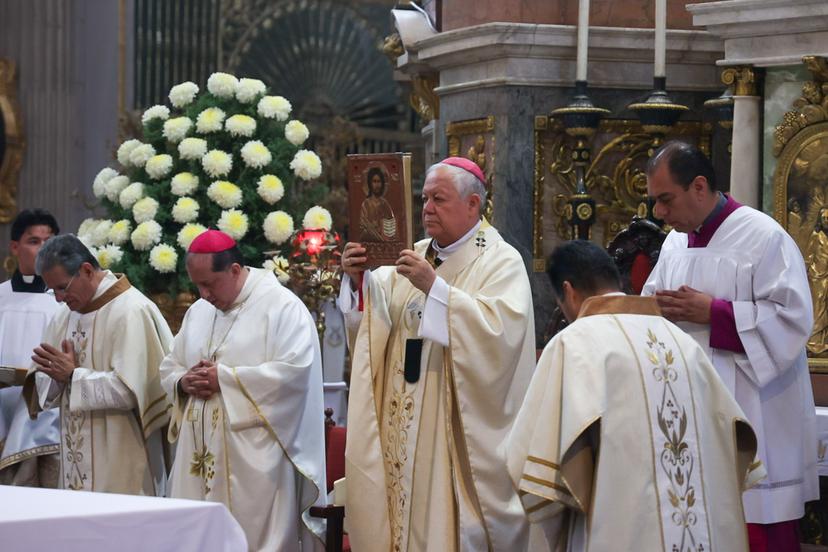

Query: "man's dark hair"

xmin=35 ymin=234 xmax=99 ymax=276
xmin=646 ymin=140 xmax=717 ymax=192
xmin=546 ymin=240 xmax=621 ymax=298
xmin=11 ymin=209 xmax=60 ymax=241
xmin=210 ymin=246 xmax=245 ymax=272
xmin=366 ymin=167 xmax=386 ymax=197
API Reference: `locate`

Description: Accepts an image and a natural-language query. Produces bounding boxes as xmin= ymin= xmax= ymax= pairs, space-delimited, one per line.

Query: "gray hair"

xmin=36 ymin=234 xmax=100 ymax=276
xmin=426 ymin=163 xmax=487 ymax=216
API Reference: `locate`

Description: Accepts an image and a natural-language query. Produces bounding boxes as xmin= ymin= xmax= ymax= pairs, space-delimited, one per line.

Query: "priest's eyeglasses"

xmin=50 ymin=274 xmax=77 ymax=296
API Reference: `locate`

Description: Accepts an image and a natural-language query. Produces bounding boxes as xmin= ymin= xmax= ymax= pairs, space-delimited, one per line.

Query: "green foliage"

xmin=82 ymin=78 xmax=327 ymax=295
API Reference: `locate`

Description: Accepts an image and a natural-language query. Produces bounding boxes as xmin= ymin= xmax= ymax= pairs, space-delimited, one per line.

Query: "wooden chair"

xmin=309 ymin=408 xmax=349 ymax=552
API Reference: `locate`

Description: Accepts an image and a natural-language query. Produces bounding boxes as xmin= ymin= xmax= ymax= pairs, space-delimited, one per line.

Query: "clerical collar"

xmin=431 ymin=220 xmax=482 ymax=260
xmin=688 ymin=194 xmax=742 ymax=248
xmin=11 ymin=270 xmax=47 ymax=293
xmin=698 ymin=192 xmax=727 ymax=231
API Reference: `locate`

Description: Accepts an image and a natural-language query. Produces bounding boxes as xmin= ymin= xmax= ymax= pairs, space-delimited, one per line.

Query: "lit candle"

xmin=654 ymin=0 xmax=667 ymax=78
xmin=576 ymin=0 xmax=590 ymax=82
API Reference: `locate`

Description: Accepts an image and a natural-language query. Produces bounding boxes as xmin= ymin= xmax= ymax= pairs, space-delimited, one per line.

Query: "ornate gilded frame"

xmin=0 ymin=58 xmax=24 ymax=223
xmin=446 ymin=116 xmax=495 ymax=220
xmin=532 ymin=116 xmax=712 ymax=270
xmin=772 ymin=56 xmax=828 ymax=370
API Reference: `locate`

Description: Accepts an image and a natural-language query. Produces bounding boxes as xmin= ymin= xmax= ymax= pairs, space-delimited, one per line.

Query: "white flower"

xmin=257 ymin=174 xmax=284 ymax=204
xmin=225 ymin=114 xmax=257 ymax=137
xmin=93 ymin=168 xmax=118 ymax=199
xmin=141 ymin=105 xmax=170 ymax=124
xmin=196 ymin=107 xmax=226 ymax=134
xmin=119 ymin=182 xmax=144 ymax=209
xmin=263 ymin=255 xmax=290 ymax=284
xmin=263 ymin=210 xmax=294 ymax=244
xmin=285 ymin=120 xmax=309 ymax=146
xmin=130 ymin=220 xmax=162 ymax=251
xmin=178 ymin=137 xmax=208 ymax=160
xmin=290 ymin=149 xmax=322 ymax=180
xmin=240 ymin=140 xmax=272 ymax=169
xmin=91 ymin=220 xmax=114 ymax=247
xmin=104 ymin=175 xmax=130 ymax=202
xmin=171 ymin=197 xmax=200 ymax=223
xmin=207 ymin=72 xmax=238 ymax=99
xmin=170 ymin=172 xmax=199 ymax=196
xmin=162 ymin=116 xmax=192 ymax=143
xmin=217 ymin=209 xmax=249 ymax=240
xmin=96 ymin=244 xmax=124 ymax=269
xmin=77 ymin=218 xmax=99 ymax=242
xmin=177 ymin=223 xmax=207 ymax=250
xmin=145 ymin=154 xmax=173 ymax=180
xmin=235 ymin=78 xmax=266 ymax=103
xmin=169 ymin=81 xmax=199 ymax=108
xmin=303 ymin=205 xmax=332 ymax=230
xmin=132 ymin=197 xmax=159 ymax=224
xmin=202 ymin=149 xmax=233 ymax=178
xmin=108 ymin=219 xmax=132 ymax=245
xmin=78 ymin=235 xmax=95 ymax=250
xmin=257 ymin=95 xmax=291 ymax=121
xmin=207 ymin=181 xmax=243 ymax=209
xmin=117 ymin=139 xmax=142 ymax=166
xmin=149 ymin=243 xmax=179 ymax=273
xmin=129 ymin=144 xmax=156 ymax=168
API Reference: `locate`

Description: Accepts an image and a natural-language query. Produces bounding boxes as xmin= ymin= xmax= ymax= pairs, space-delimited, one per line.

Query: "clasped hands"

xmin=655 ymin=285 xmax=713 ymax=325
xmin=32 ymin=340 xmax=77 ymax=384
xmin=341 ymin=242 xmax=436 ymax=294
xmin=179 ymin=360 xmax=220 ymax=400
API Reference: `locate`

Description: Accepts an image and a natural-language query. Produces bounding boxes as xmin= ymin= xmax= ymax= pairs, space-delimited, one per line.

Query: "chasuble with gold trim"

xmin=24 ymin=271 xmax=172 ymax=495
xmin=344 ymin=223 xmax=536 ymax=552
xmin=161 ymin=268 xmax=327 ymax=552
xmin=507 ymin=295 xmax=765 ymax=551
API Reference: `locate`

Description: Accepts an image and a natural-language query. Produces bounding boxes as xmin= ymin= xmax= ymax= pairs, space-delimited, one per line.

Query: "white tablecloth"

xmin=0 ymin=486 xmax=247 ymax=551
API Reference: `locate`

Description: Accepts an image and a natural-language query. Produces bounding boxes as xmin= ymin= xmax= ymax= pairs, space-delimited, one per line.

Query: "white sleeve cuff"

xmin=419 ymin=276 xmax=450 ymax=347
xmin=69 ymin=368 xmax=137 ymax=411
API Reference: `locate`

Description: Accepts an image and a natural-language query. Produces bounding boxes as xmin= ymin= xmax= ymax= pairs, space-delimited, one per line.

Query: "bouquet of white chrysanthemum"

xmin=80 ymin=73 xmax=331 ymax=295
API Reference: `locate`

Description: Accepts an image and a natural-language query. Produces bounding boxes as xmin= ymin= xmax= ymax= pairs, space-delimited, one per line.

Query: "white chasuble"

xmin=643 ymin=207 xmax=818 ymax=523
xmin=0 ymin=279 xmax=61 ymax=480
xmin=345 ymin=222 xmax=536 ymax=552
xmin=508 ymin=295 xmax=765 ymax=552
xmin=161 ymin=268 xmax=327 ymax=552
xmin=23 ymin=272 xmax=173 ymax=495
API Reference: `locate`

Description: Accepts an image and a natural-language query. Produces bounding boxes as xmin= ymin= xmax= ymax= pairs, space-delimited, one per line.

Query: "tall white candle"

xmin=576 ymin=0 xmax=590 ymax=82
xmin=654 ymin=0 xmax=667 ymax=78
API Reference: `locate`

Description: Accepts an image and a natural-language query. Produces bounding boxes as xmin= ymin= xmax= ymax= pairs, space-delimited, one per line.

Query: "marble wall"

xmin=0 ymin=0 xmax=126 ymax=265
xmin=763 ymin=65 xmax=810 ymax=215
xmin=441 ymin=0 xmax=718 ymax=31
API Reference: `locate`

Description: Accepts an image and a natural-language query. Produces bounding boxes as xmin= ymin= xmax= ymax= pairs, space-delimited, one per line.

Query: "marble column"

xmin=723 ymin=66 xmax=761 ymax=208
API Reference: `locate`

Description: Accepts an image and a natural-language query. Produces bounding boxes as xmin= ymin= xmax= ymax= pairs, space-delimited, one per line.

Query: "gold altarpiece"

xmin=773 ymin=56 xmax=828 ymax=369
xmin=446 ymin=116 xmax=495 ymax=222
xmin=532 ymin=116 xmax=713 ymax=271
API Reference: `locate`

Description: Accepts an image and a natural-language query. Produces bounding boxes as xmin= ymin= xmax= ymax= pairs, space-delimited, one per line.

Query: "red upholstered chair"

xmin=607 ymin=216 xmax=667 ymax=295
xmin=310 ymin=408 xmax=349 ymax=552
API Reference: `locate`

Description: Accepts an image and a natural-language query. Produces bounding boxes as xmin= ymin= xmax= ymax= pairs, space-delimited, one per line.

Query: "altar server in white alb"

xmin=0 ymin=209 xmax=61 ymax=486
xmin=161 ymin=230 xmax=326 ymax=552
xmin=642 ymin=141 xmax=817 ymax=549
xmin=340 ymin=157 xmax=536 ymax=552
xmin=23 ymin=234 xmax=172 ymax=495
xmin=508 ymin=240 xmax=765 ymax=551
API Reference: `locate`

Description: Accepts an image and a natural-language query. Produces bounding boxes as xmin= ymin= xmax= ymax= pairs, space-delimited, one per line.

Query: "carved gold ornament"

xmin=0 ymin=58 xmax=25 ymax=223
xmin=446 ymin=117 xmax=495 ymax=220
